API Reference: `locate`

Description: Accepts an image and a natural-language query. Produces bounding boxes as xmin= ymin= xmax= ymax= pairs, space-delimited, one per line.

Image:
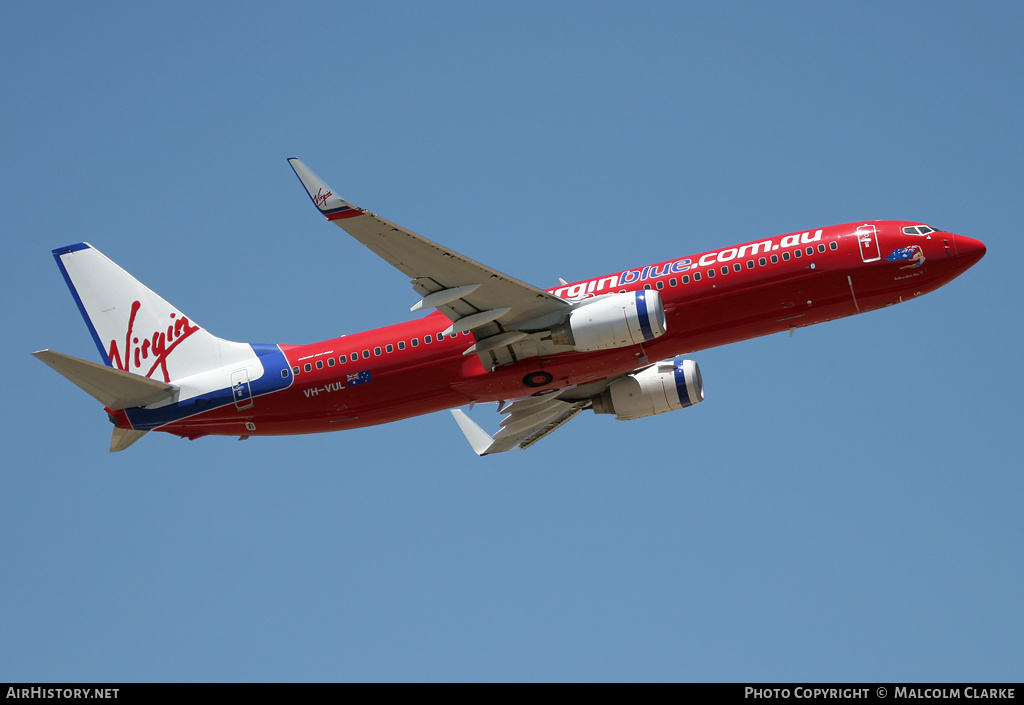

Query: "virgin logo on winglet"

xmin=107 ymin=300 xmax=200 ymax=382
xmin=313 ymin=187 xmax=332 ymax=209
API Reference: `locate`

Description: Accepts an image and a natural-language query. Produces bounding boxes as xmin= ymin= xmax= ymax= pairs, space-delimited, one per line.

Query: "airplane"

xmin=33 ymin=159 xmax=986 ymax=454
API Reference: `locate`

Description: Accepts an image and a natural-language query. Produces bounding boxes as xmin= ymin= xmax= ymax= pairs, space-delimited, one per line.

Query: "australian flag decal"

xmin=347 ymin=370 xmax=372 ymax=386
xmin=885 ymin=245 xmax=925 ymax=268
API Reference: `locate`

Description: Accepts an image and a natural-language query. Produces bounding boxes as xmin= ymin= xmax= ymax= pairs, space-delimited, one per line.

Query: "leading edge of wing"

xmin=287 ymin=158 xmax=570 ymax=334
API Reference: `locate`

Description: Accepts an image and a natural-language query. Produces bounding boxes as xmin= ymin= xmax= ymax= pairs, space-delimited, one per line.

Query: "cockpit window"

xmin=902 ymin=225 xmax=936 ymax=235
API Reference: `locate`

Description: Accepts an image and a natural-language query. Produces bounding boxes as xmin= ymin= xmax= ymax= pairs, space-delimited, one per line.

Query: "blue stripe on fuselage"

xmin=124 ymin=344 xmax=292 ymax=430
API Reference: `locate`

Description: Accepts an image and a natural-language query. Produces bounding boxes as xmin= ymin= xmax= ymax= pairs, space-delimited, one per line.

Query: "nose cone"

xmin=954 ymin=234 xmax=987 ymax=265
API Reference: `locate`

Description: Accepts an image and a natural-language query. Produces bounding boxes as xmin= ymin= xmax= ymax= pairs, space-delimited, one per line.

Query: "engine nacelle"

xmin=592 ymin=358 xmax=704 ymax=420
xmin=550 ymin=291 xmax=667 ymax=352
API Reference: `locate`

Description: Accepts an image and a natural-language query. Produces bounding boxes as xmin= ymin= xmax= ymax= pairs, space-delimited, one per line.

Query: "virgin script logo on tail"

xmin=107 ymin=300 xmax=199 ymax=382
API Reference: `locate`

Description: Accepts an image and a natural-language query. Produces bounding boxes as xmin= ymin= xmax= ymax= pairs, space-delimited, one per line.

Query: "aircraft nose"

xmin=954 ymin=234 xmax=986 ymax=262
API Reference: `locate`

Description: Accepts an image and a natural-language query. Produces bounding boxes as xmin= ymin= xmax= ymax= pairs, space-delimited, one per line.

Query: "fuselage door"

xmin=856 ymin=224 xmax=881 ymax=262
xmin=231 ymin=369 xmax=254 ymax=410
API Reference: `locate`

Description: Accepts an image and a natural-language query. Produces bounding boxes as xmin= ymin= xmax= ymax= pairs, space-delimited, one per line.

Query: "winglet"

xmin=287 ymin=158 xmax=362 ymax=221
xmin=450 ymin=409 xmax=497 ymax=456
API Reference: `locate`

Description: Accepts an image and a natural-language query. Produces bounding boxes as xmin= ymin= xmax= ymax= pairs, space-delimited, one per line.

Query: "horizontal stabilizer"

xmin=33 ymin=350 xmax=177 ymax=410
xmin=110 ymin=427 xmax=149 ymax=452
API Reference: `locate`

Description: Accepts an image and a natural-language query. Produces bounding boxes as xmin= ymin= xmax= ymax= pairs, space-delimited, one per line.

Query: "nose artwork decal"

xmin=885 ymin=245 xmax=926 ymax=269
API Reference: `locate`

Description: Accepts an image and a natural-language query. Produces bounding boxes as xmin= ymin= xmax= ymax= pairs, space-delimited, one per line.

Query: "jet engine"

xmin=549 ymin=291 xmax=667 ymax=351
xmin=591 ymin=358 xmax=704 ymax=420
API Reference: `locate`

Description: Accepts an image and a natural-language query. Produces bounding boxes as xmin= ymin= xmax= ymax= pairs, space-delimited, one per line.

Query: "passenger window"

xmin=746 ymin=260 xmax=754 ymax=269
xmin=281 ymin=369 xmax=289 ymax=378
xmin=783 ymin=252 xmax=791 ymax=261
xmin=794 ymin=249 xmax=802 ymax=258
xmin=292 ymin=366 xmax=300 ymax=375
xmin=437 ymin=332 xmax=445 ymax=341
xmin=707 ymin=269 xmax=715 ymax=278
xmin=656 ymin=281 xmax=664 ymax=289
xmin=670 ymin=277 xmax=678 ymax=287
xmin=316 ymin=360 xmax=324 ymax=369
xmin=817 ymin=244 xmax=826 ymax=253
xmin=304 ymin=363 xmax=312 ymax=373
xmin=386 ymin=344 xmax=394 ymax=353
xmin=759 ymin=257 xmax=767 ymax=266
xmin=693 ymin=272 xmax=701 ymax=281
xmin=411 ymin=338 xmax=419 ymax=347
xmin=643 ymin=284 xmax=652 ymax=290
xmin=806 ymin=247 xmax=813 ymax=255
xmin=721 ymin=266 xmax=729 ymax=275
xmin=327 ymin=358 xmax=335 ymax=367
xmin=425 ymin=335 xmax=432 ymax=344
xmin=340 ymin=354 xmax=347 ymax=363
xmin=733 ymin=263 xmax=742 ymax=272
xmin=362 ymin=350 xmax=370 ymax=359
xmin=374 ymin=347 xmax=381 ymax=356
xmin=398 ymin=341 xmax=406 ymax=350
xmin=829 ymin=241 xmax=838 ymax=251
xmin=682 ymin=275 xmax=690 ymax=284
xmin=771 ymin=254 xmax=779 ymax=263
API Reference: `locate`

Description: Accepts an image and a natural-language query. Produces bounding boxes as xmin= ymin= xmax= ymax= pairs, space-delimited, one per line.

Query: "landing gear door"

xmin=231 ymin=369 xmax=254 ymax=410
xmin=856 ymin=224 xmax=881 ymax=262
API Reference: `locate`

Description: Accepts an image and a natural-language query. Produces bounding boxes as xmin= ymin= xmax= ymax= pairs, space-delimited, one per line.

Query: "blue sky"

xmin=2 ymin=1 xmax=1021 ymax=682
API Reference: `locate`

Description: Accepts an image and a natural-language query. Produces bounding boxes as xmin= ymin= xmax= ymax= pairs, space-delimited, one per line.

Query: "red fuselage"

xmin=128 ymin=221 xmax=984 ymax=439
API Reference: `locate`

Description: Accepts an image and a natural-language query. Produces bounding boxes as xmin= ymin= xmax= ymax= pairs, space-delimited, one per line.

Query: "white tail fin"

xmin=41 ymin=243 xmax=294 ymax=450
xmin=52 ymin=243 xmax=254 ymax=384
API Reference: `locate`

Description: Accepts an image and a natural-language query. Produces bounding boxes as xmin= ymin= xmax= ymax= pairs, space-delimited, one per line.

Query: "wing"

xmin=451 ymin=396 xmax=590 ymax=456
xmin=289 ymin=159 xmax=570 ymax=368
xmin=448 ymin=371 xmax=630 ymax=454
